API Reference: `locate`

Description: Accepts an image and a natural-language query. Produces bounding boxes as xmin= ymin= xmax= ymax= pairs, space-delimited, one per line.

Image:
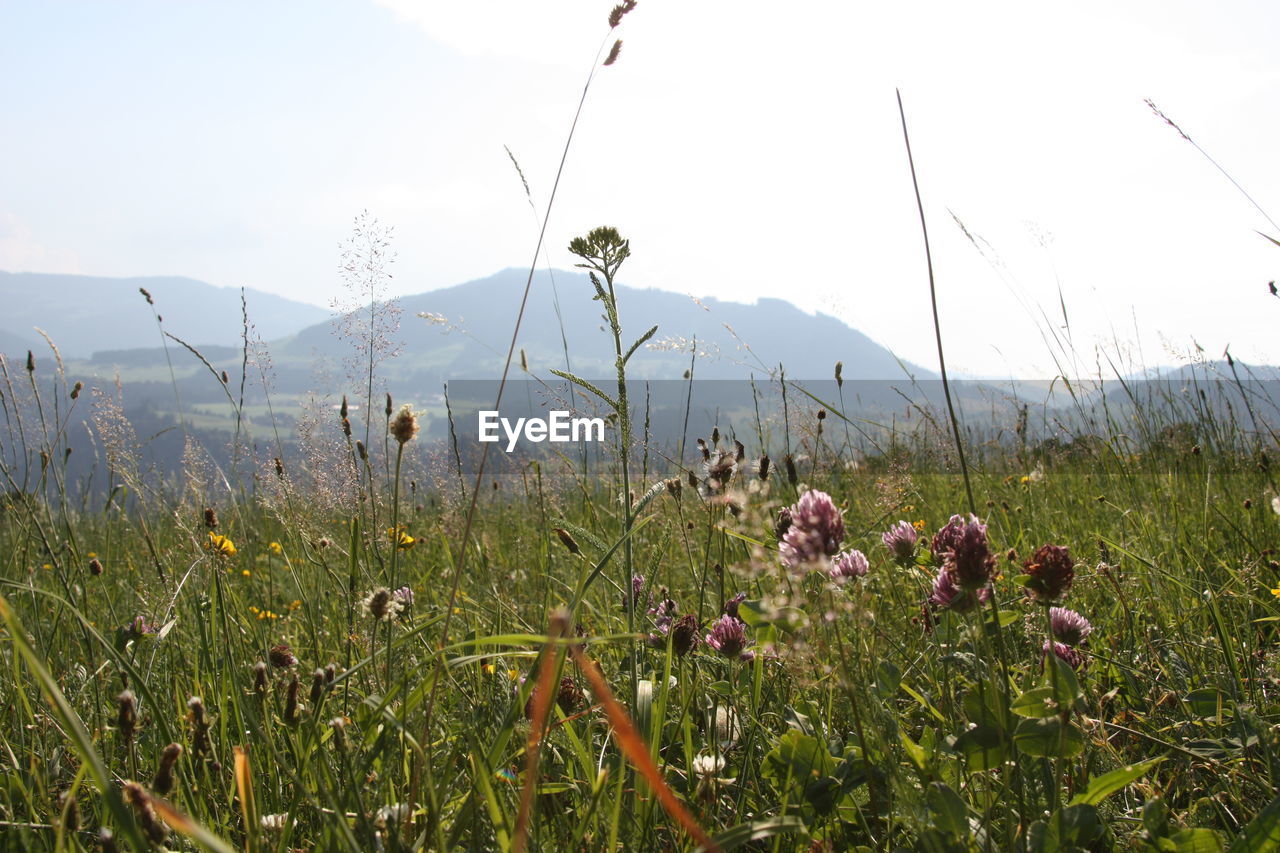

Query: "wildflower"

xmin=207 ymin=532 xmax=237 ymax=557
xmin=692 ymin=752 xmax=725 ymax=779
xmin=779 ymin=489 xmax=846 ymax=571
xmin=649 ymin=592 xmax=678 ymax=631
xmin=204 ymin=507 xmax=218 ymax=529
xmin=1023 ymin=544 xmax=1075 ymax=603
xmin=1043 ymin=640 xmax=1086 ymax=671
xmin=927 ymin=566 xmax=990 ymax=613
xmin=152 ymin=743 xmax=182 ymax=795
xmin=393 ymin=585 xmax=414 ymax=615
xmin=830 ymin=549 xmax=869 ymax=582
xmin=268 ymin=541 xmax=283 ymax=555
xmin=1049 ymin=606 xmax=1093 ymax=645
xmin=723 ymin=592 xmax=747 ymax=620
xmin=930 ymin=515 xmax=966 ymax=563
xmin=241 ymin=569 xmax=252 ymax=578
xmin=706 ymin=615 xmax=751 ymax=660
xmin=362 ymin=587 xmax=403 ymax=621
xmin=260 ymin=813 xmax=293 ymax=834
xmin=940 ymin=515 xmax=995 ymax=590
xmin=670 ymin=614 xmax=701 ymax=657
xmin=390 ymin=404 xmax=419 ymax=445
xmin=269 ymin=643 xmax=298 ymax=668
xmin=88 ymin=556 xmax=104 ymax=576
xmin=773 ymin=507 xmax=793 ymax=540
xmin=622 ymin=574 xmax=647 ymax=611
xmin=122 ymin=615 xmax=157 ymax=642
xmin=882 ymin=520 xmax=919 ymax=564
xmin=388 ymin=526 xmax=416 ymax=550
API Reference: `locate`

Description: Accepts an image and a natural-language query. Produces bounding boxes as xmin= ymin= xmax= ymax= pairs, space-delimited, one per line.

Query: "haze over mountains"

xmin=0 ymin=272 xmax=331 ymax=360
xmin=1 ymin=268 xmax=927 ymax=386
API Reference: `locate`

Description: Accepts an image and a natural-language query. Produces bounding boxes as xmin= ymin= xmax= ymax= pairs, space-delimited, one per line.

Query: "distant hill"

xmin=280 ymin=267 xmax=930 ymax=384
xmin=0 ymin=271 xmax=330 ymax=359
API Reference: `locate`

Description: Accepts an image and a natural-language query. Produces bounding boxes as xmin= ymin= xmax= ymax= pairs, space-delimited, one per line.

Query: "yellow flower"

xmin=1270 ymin=587 xmax=1280 ymax=599
xmin=912 ymin=519 xmax=926 ymax=532
xmin=389 ymin=526 xmax=416 ymax=551
xmin=268 ymin=542 xmax=283 ymax=556
xmin=241 ymin=569 xmax=252 ymax=578
xmin=249 ymin=606 xmax=260 ymax=614
xmin=1019 ymin=476 xmax=1031 ymax=485
xmin=481 ymin=663 xmax=496 ymax=675
xmin=208 ymin=533 xmax=237 ymax=557
xmin=288 ymin=599 xmax=302 ymax=611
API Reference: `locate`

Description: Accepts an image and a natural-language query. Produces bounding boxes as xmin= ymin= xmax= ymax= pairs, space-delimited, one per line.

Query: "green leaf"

xmin=1186 ymin=687 xmax=1232 ymax=719
xmin=1013 ymin=717 xmax=1084 ymax=759
xmin=873 ymin=660 xmax=901 ymax=701
xmin=1170 ymin=828 xmax=1226 ymax=852
xmin=926 ymin=782 xmax=969 ymax=838
xmin=1070 ymin=758 xmax=1163 ymax=806
xmin=1041 ymin=803 xmax=1104 ymax=849
xmin=1229 ymin=792 xmax=1280 ymax=852
xmin=696 ymin=816 xmax=809 ymax=852
xmin=762 ymin=730 xmax=837 ymax=814
xmin=738 ymin=599 xmax=808 ymax=633
xmin=954 ymin=724 xmax=1008 ymax=771
xmin=1012 ymin=686 xmax=1062 ymax=719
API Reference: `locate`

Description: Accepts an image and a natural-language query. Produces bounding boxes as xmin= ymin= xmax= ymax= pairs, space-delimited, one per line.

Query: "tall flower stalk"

xmin=559 ymin=226 xmax=657 ymax=704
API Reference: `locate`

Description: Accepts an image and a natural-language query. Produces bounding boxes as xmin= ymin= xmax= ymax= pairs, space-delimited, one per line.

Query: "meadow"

xmin=4 ymin=5 xmax=1280 ymax=851
xmin=2 ymin=218 xmax=1280 ymax=853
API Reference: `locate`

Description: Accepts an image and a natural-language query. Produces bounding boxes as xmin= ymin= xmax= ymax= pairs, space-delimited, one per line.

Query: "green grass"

xmin=3 ymin=326 xmax=1280 ymax=852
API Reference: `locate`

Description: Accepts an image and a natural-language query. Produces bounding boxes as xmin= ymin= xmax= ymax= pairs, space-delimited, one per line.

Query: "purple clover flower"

xmin=1043 ymin=640 xmax=1086 ymax=671
xmin=1049 ymin=606 xmax=1092 ymax=646
xmin=927 ymin=565 xmax=991 ymax=613
xmin=882 ymin=520 xmax=919 ymax=564
xmin=830 ymin=549 xmax=869 ymax=582
xmin=705 ymin=614 xmax=751 ymax=661
xmin=779 ymin=489 xmax=846 ymax=571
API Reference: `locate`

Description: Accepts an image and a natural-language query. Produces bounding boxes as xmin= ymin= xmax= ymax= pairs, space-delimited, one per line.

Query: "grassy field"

xmin=2 ymin=223 xmax=1280 ymax=853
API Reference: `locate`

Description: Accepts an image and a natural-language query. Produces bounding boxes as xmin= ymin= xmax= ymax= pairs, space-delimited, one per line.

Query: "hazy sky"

xmin=2 ymin=1 xmax=1277 ymax=377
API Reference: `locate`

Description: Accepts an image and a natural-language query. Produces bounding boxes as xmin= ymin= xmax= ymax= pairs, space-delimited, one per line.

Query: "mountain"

xmin=279 ymin=267 xmax=929 ymax=384
xmin=0 ymin=271 xmax=330 ymax=359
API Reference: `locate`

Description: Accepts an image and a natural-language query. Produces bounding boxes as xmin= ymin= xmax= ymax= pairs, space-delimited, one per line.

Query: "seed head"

xmin=390 ymin=404 xmax=419 ymax=445
xmin=152 ymin=743 xmax=183 ymax=794
xmin=362 ymin=587 xmax=402 ymax=621
xmin=116 ymin=690 xmax=137 ymax=742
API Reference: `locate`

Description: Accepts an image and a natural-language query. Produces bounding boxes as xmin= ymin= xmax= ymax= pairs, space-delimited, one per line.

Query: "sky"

xmin=2 ymin=0 xmax=1277 ymax=377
